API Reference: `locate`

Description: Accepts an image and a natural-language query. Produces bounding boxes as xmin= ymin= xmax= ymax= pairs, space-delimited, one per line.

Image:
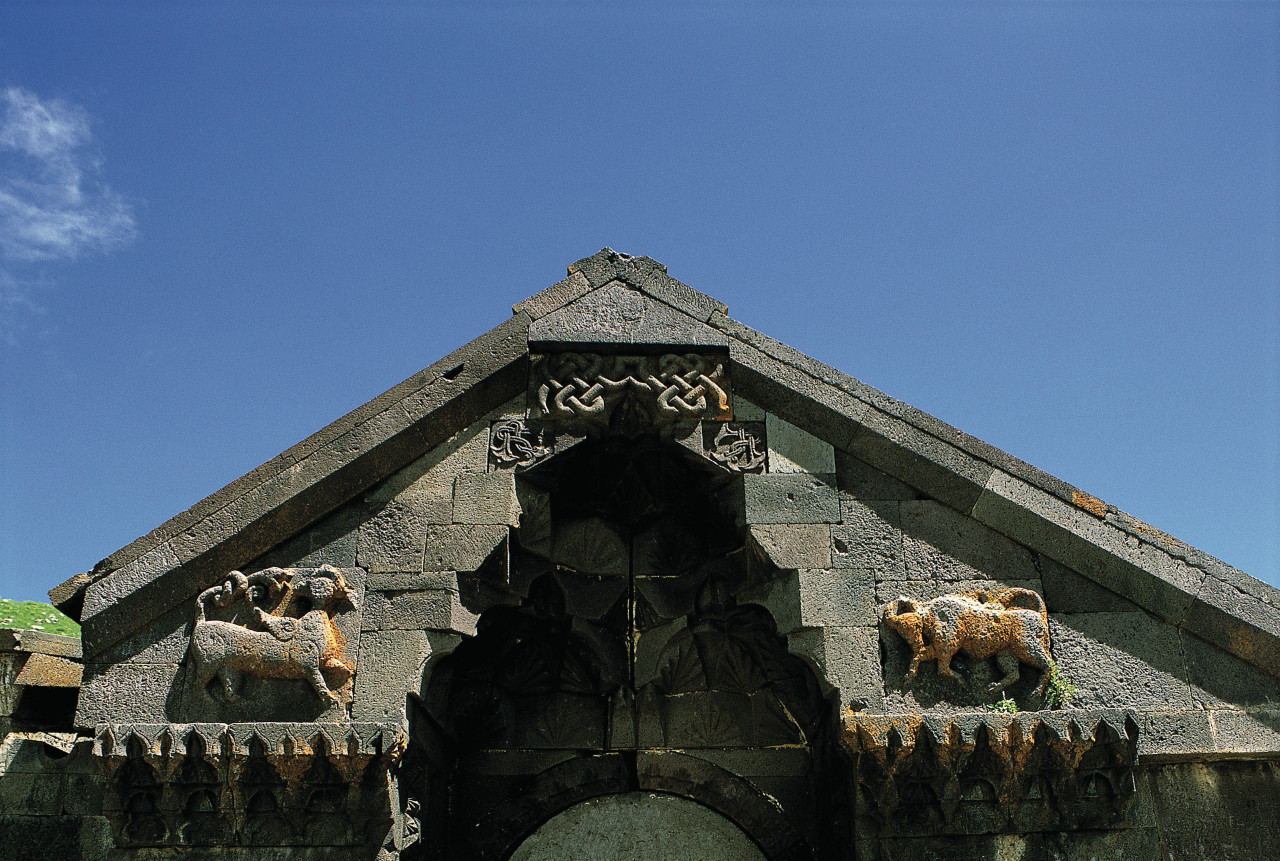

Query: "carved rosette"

xmin=532 ymin=352 xmax=732 ymax=428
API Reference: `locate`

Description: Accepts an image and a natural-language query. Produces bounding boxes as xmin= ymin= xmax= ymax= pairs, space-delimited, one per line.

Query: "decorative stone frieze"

xmin=843 ymin=710 xmax=1139 ymax=835
xmin=94 ymin=721 xmax=403 ymax=848
xmin=532 ymin=352 xmax=732 ymax=429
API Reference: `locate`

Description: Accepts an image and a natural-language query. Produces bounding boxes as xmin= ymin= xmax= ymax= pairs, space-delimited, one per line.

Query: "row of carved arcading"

xmin=843 ymin=711 xmax=1139 ymax=836
xmin=94 ymin=722 xmax=404 ymax=848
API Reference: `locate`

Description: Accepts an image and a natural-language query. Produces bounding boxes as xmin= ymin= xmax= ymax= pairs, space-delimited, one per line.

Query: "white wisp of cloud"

xmin=0 ymin=86 xmax=135 ymax=263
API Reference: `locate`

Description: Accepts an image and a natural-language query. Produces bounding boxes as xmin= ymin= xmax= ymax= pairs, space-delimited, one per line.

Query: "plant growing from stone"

xmin=1044 ymin=662 xmax=1077 ymax=709
xmin=988 ymin=695 xmax=1020 ymax=714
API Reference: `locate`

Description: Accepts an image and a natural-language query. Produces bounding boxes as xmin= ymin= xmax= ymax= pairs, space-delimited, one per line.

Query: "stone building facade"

xmin=2 ymin=249 xmax=1278 ymax=860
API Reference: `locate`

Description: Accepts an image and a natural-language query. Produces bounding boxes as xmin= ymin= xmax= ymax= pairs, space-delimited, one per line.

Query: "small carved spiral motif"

xmin=490 ymin=419 xmax=552 ymax=467
xmin=710 ymin=424 xmax=766 ymax=472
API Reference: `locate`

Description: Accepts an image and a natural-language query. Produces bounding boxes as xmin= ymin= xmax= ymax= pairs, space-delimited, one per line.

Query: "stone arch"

xmin=404 ymin=431 xmax=847 ymax=859
xmin=466 ymin=753 xmax=810 ymax=861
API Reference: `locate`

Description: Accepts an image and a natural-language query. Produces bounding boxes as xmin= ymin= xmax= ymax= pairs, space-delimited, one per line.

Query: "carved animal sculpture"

xmin=190 ymin=566 xmax=354 ymax=705
xmin=882 ymin=587 xmax=1053 ymax=697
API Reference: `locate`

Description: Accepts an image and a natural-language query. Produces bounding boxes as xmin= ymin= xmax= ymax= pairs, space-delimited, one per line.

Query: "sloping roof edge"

xmin=57 ymin=249 xmax=1280 ymax=679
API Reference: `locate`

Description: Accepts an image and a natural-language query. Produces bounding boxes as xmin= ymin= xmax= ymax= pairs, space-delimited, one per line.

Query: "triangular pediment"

xmin=58 ymin=249 xmax=1279 ymax=753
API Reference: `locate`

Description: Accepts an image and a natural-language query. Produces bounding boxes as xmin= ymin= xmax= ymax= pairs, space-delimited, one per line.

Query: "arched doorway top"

xmin=508 ymin=792 xmax=766 ymax=861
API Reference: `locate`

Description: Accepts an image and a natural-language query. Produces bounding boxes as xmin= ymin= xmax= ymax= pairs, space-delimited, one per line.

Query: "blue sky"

xmin=0 ymin=2 xmax=1276 ymax=603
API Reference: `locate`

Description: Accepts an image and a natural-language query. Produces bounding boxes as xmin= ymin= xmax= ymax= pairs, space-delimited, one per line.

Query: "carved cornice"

xmin=532 ymin=352 xmax=732 ymax=427
xmin=843 ymin=710 xmax=1139 ymax=835
xmin=94 ymin=721 xmax=404 ymax=848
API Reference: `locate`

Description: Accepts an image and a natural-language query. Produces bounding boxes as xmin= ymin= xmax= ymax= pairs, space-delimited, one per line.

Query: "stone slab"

xmin=834 ymin=449 xmax=921 ymax=502
xmin=1048 ymin=613 xmax=1192 ymax=711
xmin=900 ymin=499 xmax=1038 ymax=581
xmin=971 ymin=470 xmax=1205 ymax=624
xmin=766 ymin=413 xmax=835 ymax=474
xmin=528 ymin=281 xmax=729 ymax=348
xmin=731 ymin=473 xmax=841 ymax=524
xmin=787 ymin=625 xmax=883 ymax=711
xmin=352 ymin=629 xmax=435 ymax=723
xmin=831 ymin=500 xmax=904 ymax=578
xmin=454 ymin=471 xmax=521 ymax=526
xmin=423 ymin=524 xmax=507 ymax=572
xmin=747 ymin=524 xmax=832 ymax=570
xmin=740 ymin=568 xmax=875 ymax=633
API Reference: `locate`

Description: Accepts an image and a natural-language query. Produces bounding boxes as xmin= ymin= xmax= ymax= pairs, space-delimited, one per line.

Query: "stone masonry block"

xmin=787 ymin=626 xmax=883 ymax=711
xmin=367 ymin=420 xmax=492 ymax=513
xmin=423 ymin=524 xmax=507 ymax=572
xmin=1039 ymin=554 xmax=1137 ymax=613
xmin=453 ymin=471 xmax=521 ymax=525
xmin=529 ymin=281 xmax=729 ymax=348
xmin=1184 ymin=573 xmax=1280 ymax=679
xmin=1209 ymin=708 xmax=1280 ymax=755
xmin=875 ymin=578 xmax=1043 ymax=606
xmin=733 ymin=473 xmax=840 ymax=524
xmin=834 ymin=449 xmax=921 ymax=501
xmin=901 ymin=499 xmax=1038 ymax=581
xmin=1048 ymin=613 xmax=1191 ymax=711
xmin=831 ymin=499 xmax=904 ymax=579
xmin=353 ymin=629 xmax=434 ymax=723
xmin=844 ymin=410 xmax=994 ymax=515
xmin=797 ymin=568 xmax=876 ymax=627
xmin=358 ymin=501 xmax=428 ymax=573
xmin=380 ymin=588 xmax=478 ymax=635
xmin=1138 ymin=709 xmax=1216 ymax=759
xmin=971 ymin=470 xmax=1203 ymax=625
xmin=733 ymin=396 xmax=765 ymax=422
xmin=1181 ymin=628 xmax=1280 ymax=709
xmin=367 ymin=571 xmax=462 ymax=591
xmin=741 ymin=568 xmax=875 ymax=633
xmin=76 ymin=662 xmax=179 ymax=726
xmin=747 ymin=524 xmax=832 ymax=570
xmin=766 ymin=413 xmax=835 ymax=474
xmin=93 ymin=601 xmax=191 ymax=665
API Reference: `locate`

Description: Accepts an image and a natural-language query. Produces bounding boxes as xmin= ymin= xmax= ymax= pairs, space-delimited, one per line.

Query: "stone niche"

xmin=403 ymin=423 xmax=848 ymax=861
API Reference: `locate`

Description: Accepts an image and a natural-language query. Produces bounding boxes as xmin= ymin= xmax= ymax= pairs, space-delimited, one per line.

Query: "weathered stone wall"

xmin=8 ymin=254 xmax=1280 ymax=859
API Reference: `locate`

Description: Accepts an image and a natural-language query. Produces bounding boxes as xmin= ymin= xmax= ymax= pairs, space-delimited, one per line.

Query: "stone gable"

xmin=4 ymin=249 xmax=1277 ymax=860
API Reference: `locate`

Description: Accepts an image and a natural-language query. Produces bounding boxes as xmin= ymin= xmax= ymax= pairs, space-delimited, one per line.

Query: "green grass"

xmin=0 ymin=598 xmax=81 ymax=637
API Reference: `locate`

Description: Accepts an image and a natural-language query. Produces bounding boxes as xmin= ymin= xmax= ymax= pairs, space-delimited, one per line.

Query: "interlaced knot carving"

xmin=710 ymin=423 xmax=766 ymax=472
xmin=490 ymin=418 xmax=552 ymax=468
xmin=533 ymin=352 xmax=731 ymax=425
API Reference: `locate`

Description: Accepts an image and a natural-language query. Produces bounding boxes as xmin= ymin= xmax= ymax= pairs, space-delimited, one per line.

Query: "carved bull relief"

xmin=187 ymin=565 xmax=358 ymax=713
xmin=882 ymin=588 xmax=1054 ymax=699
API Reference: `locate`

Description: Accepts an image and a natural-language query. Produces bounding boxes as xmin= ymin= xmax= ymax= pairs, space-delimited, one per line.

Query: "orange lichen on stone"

xmin=882 ymin=588 xmax=1053 ymax=697
xmin=1072 ymin=490 xmax=1108 ymax=516
xmin=1119 ymin=515 xmax=1180 ymax=547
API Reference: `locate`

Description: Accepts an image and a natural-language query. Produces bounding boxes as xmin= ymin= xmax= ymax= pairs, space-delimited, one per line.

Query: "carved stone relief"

xmin=707 ymin=422 xmax=766 ymax=472
xmin=96 ymin=721 xmax=403 ymax=849
xmin=489 ymin=418 xmax=552 ymax=469
xmin=844 ymin=711 xmax=1138 ymax=836
xmin=181 ymin=565 xmax=362 ymax=721
xmin=881 ymin=588 xmax=1053 ymax=701
xmin=532 ymin=352 xmax=732 ymax=430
